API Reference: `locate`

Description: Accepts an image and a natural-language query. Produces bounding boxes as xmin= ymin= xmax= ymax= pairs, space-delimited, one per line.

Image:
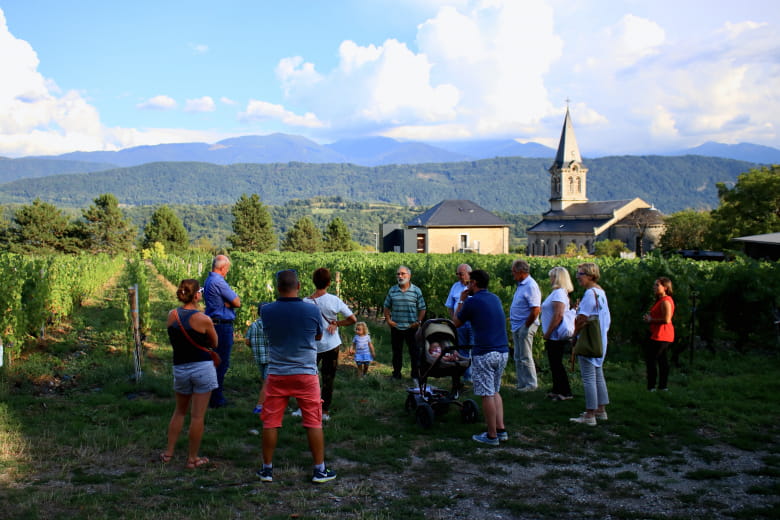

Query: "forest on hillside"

xmin=0 ymin=155 xmax=756 ymax=215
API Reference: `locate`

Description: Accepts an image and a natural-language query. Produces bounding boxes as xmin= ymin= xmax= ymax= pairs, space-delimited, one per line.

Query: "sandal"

xmin=159 ymin=452 xmax=173 ymax=463
xmin=186 ymin=456 xmax=210 ymax=469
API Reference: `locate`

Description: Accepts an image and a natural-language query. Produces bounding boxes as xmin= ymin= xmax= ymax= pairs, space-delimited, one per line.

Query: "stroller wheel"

xmin=415 ymin=403 xmax=435 ymax=429
xmin=404 ymin=393 xmax=417 ymax=413
xmin=461 ymin=399 xmax=479 ymax=424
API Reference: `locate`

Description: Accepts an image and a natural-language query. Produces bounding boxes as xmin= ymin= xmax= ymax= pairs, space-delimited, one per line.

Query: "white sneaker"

xmin=322 ymin=413 xmax=331 ymax=422
xmin=291 ymin=408 xmax=302 ymax=417
xmin=569 ymin=413 xmax=597 ymax=426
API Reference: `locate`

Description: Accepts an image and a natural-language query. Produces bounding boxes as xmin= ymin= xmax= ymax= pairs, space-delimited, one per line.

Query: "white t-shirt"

xmin=541 ymin=287 xmax=573 ymax=341
xmin=303 ymin=293 xmax=354 ymax=353
xmin=577 ymin=287 xmax=611 ymax=367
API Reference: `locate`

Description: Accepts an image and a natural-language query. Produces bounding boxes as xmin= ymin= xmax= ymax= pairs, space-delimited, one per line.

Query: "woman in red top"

xmin=643 ymin=277 xmax=675 ymax=391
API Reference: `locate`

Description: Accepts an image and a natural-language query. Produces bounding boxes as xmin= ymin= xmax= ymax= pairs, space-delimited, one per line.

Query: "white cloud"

xmin=276 ymin=0 xmax=563 ymax=140
xmin=136 ymin=95 xmax=177 ymax=111
xmin=184 ymin=96 xmax=216 ymax=113
xmin=220 ymin=96 xmax=237 ymax=105
xmin=239 ymin=100 xmax=325 ymax=128
xmin=189 ymin=42 xmax=209 ymax=54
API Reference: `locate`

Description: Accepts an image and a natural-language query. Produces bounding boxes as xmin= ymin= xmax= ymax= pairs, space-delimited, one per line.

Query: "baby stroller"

xmin=404 ymin=318 xmax=479 ymax=429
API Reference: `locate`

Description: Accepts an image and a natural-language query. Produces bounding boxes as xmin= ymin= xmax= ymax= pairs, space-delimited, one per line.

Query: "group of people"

xmin=162 ymin=254 xmax=676 ymax=477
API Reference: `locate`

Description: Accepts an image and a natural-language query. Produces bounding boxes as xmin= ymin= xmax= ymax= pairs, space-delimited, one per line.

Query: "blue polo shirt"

xmin=262 ymin=297 xmax=322 ymax=376
xmin=203 ymin=271 xmax=238 ymax=321
xmin=457 ymin=290 xmax=509 ymax=357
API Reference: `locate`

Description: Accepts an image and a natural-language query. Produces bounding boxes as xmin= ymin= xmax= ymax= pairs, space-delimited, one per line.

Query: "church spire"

xmin=549 ymin=106 xmax=588 ymax=211
xmin=552 ymin=105 xmax=582 ymax=169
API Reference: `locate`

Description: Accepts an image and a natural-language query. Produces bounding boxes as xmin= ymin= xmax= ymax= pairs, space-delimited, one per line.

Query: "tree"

xmin=8 ymin=198 xmax=78 ymax=254
xmin=227 ymin=193 xmax=276 ymax=252
xmin=80 ymin=193 xmax=137 ymax=254
xmin=323 ymin=217 xmax=354 ymax=252
xmin=593 ymin=239 xmax=628 ymax=258
xmin=142 ymin=205 xmax=189 ymax=253
xmin=708 ymin=165 xmax=780 ymax=248
xmin=659 ymin=210 xmax=714 ymax=251
xmin=281 ymin=216 xmax=322 ymax=252
xmin=562 ymin=242 xmax=590 ymax=257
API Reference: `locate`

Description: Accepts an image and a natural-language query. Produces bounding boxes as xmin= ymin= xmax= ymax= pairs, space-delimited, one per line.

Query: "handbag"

xmin=173 ymin=309 xmax=221 ymax=367
xmin=572 ymin=289 xmax=604 ymax=358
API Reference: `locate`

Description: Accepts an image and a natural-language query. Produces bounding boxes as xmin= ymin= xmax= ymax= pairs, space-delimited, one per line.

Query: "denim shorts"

xmin=173 ymin=361 xmax=219 ymax=394
xmin=471 ymin=351 xmax=508 ymax=396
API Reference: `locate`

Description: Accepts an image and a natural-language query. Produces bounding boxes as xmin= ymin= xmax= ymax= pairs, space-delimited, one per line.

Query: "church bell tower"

xmin=549 ymin=107 xmax=588 ymax=211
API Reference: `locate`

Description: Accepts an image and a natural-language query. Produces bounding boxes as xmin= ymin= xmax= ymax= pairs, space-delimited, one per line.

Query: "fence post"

xmin=128 ymin=285 xmax=143 ymax=382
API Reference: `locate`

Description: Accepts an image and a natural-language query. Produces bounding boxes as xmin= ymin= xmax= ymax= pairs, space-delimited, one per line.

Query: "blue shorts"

xmin=471 ymin=351 xmax=508 ymax=396
xmin=173 ymin=361 xmax=219 ymax=395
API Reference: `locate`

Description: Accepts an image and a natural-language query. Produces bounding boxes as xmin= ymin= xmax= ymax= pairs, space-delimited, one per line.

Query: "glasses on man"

xmin=396 ymin=272 xmax=408 ymax=276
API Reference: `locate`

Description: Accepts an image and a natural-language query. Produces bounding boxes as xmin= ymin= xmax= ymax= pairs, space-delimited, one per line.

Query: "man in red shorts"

xmin=256 ymin=269 xmax=337 ymax=483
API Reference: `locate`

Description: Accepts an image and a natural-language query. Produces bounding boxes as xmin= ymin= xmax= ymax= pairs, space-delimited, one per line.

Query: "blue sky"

xmin=1 ymin=0 xmax=778 ymax=157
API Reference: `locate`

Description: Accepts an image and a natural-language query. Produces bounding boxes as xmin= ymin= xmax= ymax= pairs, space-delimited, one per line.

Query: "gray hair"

xmin=511 ymin=259 xmax=530 ymax=273
xmin=212 ymin=255 xmax=230 ymax=270
xmin=398 ymin=265 xmax=411 ymax=276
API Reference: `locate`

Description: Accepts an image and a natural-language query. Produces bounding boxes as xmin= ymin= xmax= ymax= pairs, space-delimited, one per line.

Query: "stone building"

xmin=527 ymin=108 xmax=664 ymax=256
xmin=381 ymin=199 xmax=510 ymax=254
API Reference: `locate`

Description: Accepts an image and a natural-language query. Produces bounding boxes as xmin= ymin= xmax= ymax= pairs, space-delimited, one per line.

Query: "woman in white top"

xmin=570 ymin=262 xmax=611 ymax=426
xmin=541 ymin=266 xmax=575 ymax=401
xmin=302 ymin=267 xmax=357 ymax=421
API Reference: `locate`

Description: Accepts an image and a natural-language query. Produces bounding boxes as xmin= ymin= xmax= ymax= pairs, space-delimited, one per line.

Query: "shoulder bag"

xmin=572 ymin=289 xmax=604 ymax=358
xmin=173 ymin=309 xmax=221 ymax=367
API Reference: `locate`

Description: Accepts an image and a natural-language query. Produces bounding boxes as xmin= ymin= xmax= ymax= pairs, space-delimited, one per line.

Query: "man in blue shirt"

xmin=256 ymin=269 xmax=336 ymax=484
xmin=453 ymin=269 xmax=509 ymax=446
xmin=445 ymin=263 xmax=473 ymax=382
xmin=509 ymin=259 xmax=541 ymax=391
xmin=203 ymin=255 xmax=241 ymax=408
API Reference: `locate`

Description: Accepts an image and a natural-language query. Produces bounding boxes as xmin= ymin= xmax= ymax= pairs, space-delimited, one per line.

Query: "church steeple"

xmin=549 ymin=106 xmax=588 ymax=211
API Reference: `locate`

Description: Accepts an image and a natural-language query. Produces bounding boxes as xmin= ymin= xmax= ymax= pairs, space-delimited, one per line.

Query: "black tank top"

xmin=168 ymin=308 xmax=212 ymax=365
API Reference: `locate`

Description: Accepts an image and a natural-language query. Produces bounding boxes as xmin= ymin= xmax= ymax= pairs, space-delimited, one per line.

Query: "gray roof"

xmin=543 ymin=200 xmax=636 ymax=219
xmin=528 ymin=219 xmax=610 ymax=234
xmin=551 ymin=107 xmax=582 ymax=169
xmin=406 ymin=199 xmax=508 ymax=227
xmin=732 ymin=232 xmax=780 ymax=245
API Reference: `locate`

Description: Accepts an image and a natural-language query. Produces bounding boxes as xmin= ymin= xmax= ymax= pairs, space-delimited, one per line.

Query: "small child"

xmin=350 ymin=322 xmax=375 ymax=377
xmin=245 ymin=302 xmax=270 ymax=414
xmin=428 ymin=340 xmax=458 ymax=363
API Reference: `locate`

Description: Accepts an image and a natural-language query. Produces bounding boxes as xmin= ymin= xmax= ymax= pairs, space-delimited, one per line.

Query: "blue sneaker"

xmin=312 ymin=467 xmax=337 ymax=483
xmin=252 ymin=404 xmax=263 ymax=414
xmin=497 ymin=430 xmax=509 ymax=441
xmin=256 ymin=467 xmax=273 ymax=482
xmin=472 ymin=432 xmax=499 ymax=446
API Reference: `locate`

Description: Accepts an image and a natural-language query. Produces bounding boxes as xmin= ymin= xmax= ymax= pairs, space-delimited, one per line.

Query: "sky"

xmin=1 ymin=0 xmax=778 ymax=158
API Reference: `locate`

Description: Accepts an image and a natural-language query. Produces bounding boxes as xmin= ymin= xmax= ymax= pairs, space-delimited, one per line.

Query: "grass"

xmin=0 ymin=264 xmax=779 ymax=519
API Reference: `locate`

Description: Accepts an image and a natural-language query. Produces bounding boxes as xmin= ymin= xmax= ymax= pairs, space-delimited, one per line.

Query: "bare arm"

xmin=526 ymin=306 xmax=540 ymax=328
xmin=383 ymin=307 xmax=396 ymax=328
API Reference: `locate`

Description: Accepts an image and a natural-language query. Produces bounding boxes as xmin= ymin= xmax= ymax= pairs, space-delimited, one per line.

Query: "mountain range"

xmin=1 ymin=133 xmax=772 ymax=179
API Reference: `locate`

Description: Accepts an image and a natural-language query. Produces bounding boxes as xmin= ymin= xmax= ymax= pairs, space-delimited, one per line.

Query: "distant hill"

xmin=430 ymin=139 xmax=556 ymax=159
xmin=0 ymin=157 xmax=117 ymax=183
xmin=325 ymin=137 xmax=469 ymax=165
xmin=0 ymin=155 xmax=756 ymax=215
xmin=669 ymin=142 xmax=780 ymax=164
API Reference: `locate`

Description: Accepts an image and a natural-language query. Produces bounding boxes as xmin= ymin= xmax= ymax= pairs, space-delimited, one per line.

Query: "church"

xmin=527 ymin=108 xmax=665 ymax=256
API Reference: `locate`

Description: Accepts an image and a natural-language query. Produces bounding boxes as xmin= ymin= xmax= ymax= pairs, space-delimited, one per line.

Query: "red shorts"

xmin=261 ymin=374 xmax=322 ymax=428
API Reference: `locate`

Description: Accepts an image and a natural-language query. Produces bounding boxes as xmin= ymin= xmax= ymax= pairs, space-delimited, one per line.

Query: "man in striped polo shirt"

xmin=383 ymin=265 xmax=426 ymax=382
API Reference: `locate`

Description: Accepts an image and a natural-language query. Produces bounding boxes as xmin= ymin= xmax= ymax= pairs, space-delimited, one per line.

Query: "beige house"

xmin=527 ymin=108 xmax=665 ymax=256
xmin=381 ymin=199 xmax=510 ymax=254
